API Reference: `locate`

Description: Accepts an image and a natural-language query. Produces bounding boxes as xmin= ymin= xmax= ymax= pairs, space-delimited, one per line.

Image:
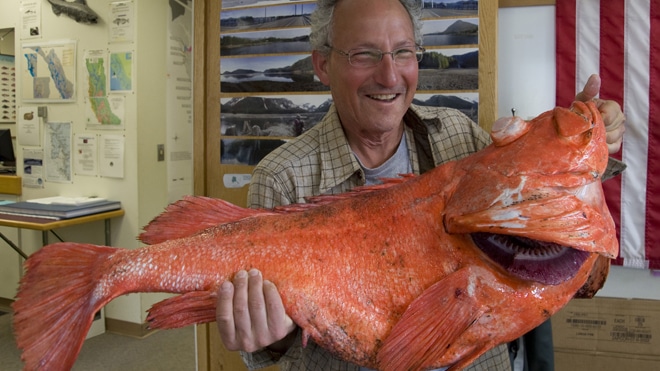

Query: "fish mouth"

xmin=445 ymin=181 xmax=618 ymax=259
xmin=471 ymin=232 xmax=592 ymax=285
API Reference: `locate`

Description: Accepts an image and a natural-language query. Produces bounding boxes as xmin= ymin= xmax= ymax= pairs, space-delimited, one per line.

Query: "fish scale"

xmin=12 ymin=101 xmax=617 ymax=371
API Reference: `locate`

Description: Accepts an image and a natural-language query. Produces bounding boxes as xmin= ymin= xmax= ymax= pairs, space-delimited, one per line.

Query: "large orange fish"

xmin=12 ymin=101 xmax=617 ymax=371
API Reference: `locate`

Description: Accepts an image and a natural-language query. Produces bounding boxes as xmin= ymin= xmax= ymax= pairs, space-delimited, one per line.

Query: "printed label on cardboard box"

xmin=553 ymin=297 xmax=660 ymax=357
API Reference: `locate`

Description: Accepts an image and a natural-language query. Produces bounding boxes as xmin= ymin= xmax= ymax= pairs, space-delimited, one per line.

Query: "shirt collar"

xmin=316 ymin=104 xmax=427 ymax=193
xmin=317 ymin=105 xmax=363 ymax=193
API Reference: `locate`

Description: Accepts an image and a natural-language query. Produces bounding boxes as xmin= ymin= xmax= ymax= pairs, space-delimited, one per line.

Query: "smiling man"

xmin=215 ymin=0 xmax=626 ymax=370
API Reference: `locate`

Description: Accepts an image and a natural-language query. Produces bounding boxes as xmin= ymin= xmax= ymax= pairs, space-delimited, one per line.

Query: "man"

xmin=215 ymin=0 xmax=626 ymax=370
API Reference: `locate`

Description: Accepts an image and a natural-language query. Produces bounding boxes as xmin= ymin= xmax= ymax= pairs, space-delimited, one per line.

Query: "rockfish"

xmin=46 ymin=0 xmax=99 ymax=24
xmin=12 ymin=101 xmax=617 ymax=370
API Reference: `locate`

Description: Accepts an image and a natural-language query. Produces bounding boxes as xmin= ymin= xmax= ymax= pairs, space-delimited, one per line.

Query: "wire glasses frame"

xmin=325 ymin=44 xmax=426 ymax=68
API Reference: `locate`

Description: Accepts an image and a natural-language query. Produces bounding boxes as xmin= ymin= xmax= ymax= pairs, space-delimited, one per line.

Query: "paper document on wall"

xmin=21 ymin=148 xmax=44 ymax=188
xmin=44 ymin=122 xmax=72 ymax=183
xmin=100 ymin=134 xmax=124 ymax=178
xmin=74 ymin=134 xmax=98 ymax=176
xmin=17 ymin=106 xmax=40 ymax=146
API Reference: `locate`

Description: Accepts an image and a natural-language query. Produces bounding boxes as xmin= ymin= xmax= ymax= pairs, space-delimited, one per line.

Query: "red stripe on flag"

xmin=599 ymin=0 xmax=625 ymax=260
xmin=646 ymin=0 xmax=660 ymax=269
xmin=556 ymin=0 xmax=577 ymax=106
xmin=598 ymin=0 xmax=625 ymax=108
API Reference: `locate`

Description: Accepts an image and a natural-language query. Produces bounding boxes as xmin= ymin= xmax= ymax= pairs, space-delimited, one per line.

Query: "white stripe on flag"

xmin=620 ymin=0 xmax=651 ymax=268
xmin=575 ymin=0 xmax=599 ymax=91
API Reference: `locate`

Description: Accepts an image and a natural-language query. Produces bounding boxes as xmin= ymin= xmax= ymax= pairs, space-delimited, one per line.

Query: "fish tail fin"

xmin=147 ymin=291 xmax=218 ymax=329
xmin=12 ymin=242 xmax=118 ymax=370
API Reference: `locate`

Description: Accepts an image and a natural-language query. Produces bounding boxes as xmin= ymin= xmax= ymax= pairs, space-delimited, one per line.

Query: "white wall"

xmin=0 ymin=0 xmax=178 ymax=324
xmin=497 ymin=6 xmax=660 ymax=301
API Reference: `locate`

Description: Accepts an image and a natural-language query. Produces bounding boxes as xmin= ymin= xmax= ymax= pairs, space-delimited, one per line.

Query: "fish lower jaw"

xmin=471 ymin=232 xmax=591 ymax=285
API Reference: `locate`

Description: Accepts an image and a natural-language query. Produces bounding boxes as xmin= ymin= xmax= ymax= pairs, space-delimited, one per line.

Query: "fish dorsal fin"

xmin=140 ymin=175 xmax=416 ymax=244
xmin=377 ymin=267 xmax=484 ymax=371
xmin=278 ymin=174 xmax=416 ymax=211
xmin=139 ymin=196 xmax=276 ymax=245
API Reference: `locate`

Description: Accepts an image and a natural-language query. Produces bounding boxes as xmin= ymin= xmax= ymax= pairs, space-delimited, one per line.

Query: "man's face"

xmin=312 ymin=0 xmax=419 ymax=138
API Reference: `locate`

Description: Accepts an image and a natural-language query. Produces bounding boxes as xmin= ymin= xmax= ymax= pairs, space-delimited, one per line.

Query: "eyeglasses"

xmin=326 ymin=44 xmax=426 ymax=68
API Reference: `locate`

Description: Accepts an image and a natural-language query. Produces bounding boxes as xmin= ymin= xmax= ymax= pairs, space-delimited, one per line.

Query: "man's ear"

xmin=312 ymin=50 xmax=331 ymax=86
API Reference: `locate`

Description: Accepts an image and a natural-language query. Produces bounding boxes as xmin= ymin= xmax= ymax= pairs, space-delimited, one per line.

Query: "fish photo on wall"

xmin=46 ymin=0 xmax=99 ymax=24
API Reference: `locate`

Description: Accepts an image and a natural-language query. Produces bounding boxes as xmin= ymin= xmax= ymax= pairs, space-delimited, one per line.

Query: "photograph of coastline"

xmin=221 ymin=138 xmax=287 ymax=166
xmin=418 ymin=48 xmax=479 ymax=91
xmin=414 ymin=93 xmax=479 ymax=124
xmin=221 ymin=94 xmax=331 ymax=137
xmin=421 ymin=18 xmax=478 ymax=47
xmin=222 ymin=0 xmax=309 ymax=11
xmin=221 ymin=28 xmax=311 ymax=56
xmin=221 ymin=54 xmax=327 ymax=93
xmin=421 ymin=1 xmax=478 ymax=18
xmin=221 ymin=3 xmax=315 ymax=33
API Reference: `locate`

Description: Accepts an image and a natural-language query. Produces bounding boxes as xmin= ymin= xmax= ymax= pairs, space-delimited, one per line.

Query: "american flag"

xmin=556 ymin=0 xmax=659 ymax=269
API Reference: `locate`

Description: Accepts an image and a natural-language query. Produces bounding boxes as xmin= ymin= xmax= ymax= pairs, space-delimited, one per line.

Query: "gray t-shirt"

xmin=357 ymin=131 xmax=413 ymax=185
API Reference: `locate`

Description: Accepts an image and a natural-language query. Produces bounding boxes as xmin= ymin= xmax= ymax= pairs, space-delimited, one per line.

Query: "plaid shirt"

xmin=248 ymin=104 xmax=491 ymax=209
xmin=243 ymin=104 xmax=511 ymax=371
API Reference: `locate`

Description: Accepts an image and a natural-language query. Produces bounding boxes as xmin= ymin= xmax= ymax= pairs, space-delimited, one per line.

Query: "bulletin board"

xmin=194 ymin=0 xmax=498 ymax=207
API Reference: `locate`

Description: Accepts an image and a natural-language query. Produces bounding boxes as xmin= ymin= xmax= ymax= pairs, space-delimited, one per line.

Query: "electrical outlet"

xmin=157 ymin=144 xmax=165 ymax=161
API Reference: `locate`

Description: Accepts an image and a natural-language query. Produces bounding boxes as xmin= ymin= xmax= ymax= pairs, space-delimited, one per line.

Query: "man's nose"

xmin=372 ymin=53 xmax=399 ymax=86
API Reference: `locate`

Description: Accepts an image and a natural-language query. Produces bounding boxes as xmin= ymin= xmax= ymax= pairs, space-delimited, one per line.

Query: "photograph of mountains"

xmin=220 ymin=48 xmax=478 ymax=93
xmin=218 ymin=0 xmax=483 ymax=165
xmin=220 ymin=93 xmax=478 ymax=138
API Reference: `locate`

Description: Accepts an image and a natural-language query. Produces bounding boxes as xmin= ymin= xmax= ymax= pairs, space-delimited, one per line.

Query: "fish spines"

xmin=12 ymin=242 xmax=117 ymax=370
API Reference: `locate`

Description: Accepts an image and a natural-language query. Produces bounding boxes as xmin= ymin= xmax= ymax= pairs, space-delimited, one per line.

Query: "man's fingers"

xmin=215 ymin=269 xmax=296 ymax=353
xmin=216 ymin=280 xmax=238 ymax=349
xmin=607 ymin=124 xmax=625 ymax=153
xmin=594 ymin=98 xmax=626 ymax=154
xmin=575 ymin=74 xmax=601 ymax=102
xmin=247 ymin=268 xmax=270 ymax=345
xmin=263 ymin=279 xmax=296 ymax=339
xmin=232 ymin=269 xmax=259 ymax=350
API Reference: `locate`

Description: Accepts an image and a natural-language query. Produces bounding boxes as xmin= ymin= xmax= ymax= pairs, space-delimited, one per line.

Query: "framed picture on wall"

xmin=216 ymin=0 xmax=493 ymax=165
xmin=20 ymin=40 xmax=77 ymax=103
xmin=0 ymin=54 xmax=16 ymax=122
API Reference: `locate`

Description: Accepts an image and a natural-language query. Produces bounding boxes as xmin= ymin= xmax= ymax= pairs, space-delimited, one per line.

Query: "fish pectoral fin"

xmin=377 ymin=267 xmax=484 ymax=371
xmin=147 ymin=290 xmax=218 ymax=329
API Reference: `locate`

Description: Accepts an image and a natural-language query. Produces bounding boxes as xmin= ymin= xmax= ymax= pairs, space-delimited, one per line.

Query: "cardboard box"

xmin=552 ymin=297 xmax=660 ymax=370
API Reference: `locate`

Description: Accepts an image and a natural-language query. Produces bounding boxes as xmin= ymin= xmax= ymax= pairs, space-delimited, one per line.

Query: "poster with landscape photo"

xmin=218 ymin=0 xmax=483 ymax=166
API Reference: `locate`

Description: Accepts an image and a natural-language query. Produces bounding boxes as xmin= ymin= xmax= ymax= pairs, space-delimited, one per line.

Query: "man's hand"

xmin=575 ymin=74 xmax=626 ymax=154
xmin=216 ymin=269 xmax=297 ymax=353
